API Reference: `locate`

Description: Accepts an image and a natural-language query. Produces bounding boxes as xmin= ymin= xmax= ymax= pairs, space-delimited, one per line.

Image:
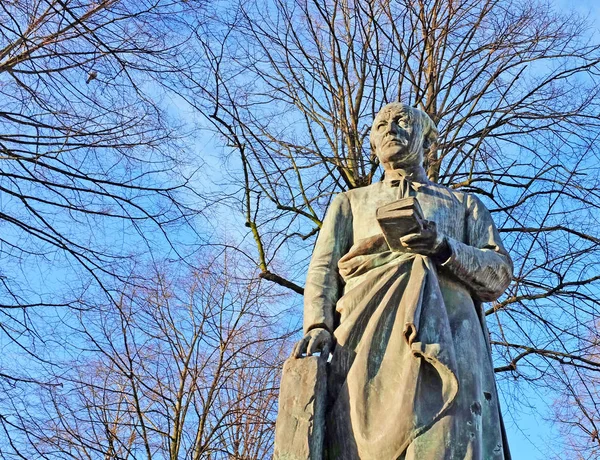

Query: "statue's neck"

xmin=383 ymin=164 xmax=429 ymax=183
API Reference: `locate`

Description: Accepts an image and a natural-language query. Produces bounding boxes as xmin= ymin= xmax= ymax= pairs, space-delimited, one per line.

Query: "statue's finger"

xmin=401 ymin=232 xmax=420 ymax=240
xmin=404 ymin=236 xmax=436 ymax=247
xmin=407 ymin=242 xmax=428 ymax=250
xmin=306 ymin=337 xmax=321 ymax=356
xmin=321 ymin=342 xmax=332 ymax=360
xmin=291 ymin=342 xmax=299 ymax=358
xmin=297 ymin=338 xmax=308 ymax=357
xmin=423 ymin=219 xmax=436 ymax=230
xmin=400 ymin=233 xmax=421 ymax=245
xmin=292 ymin=337 xmax=308 ymax=358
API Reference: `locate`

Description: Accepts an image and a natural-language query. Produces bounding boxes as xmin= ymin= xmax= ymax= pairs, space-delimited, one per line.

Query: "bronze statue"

xmin=280 ymin=103 xmax=512 ymax=459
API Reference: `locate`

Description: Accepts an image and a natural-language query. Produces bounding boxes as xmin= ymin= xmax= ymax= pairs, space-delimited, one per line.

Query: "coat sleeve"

xmin=303 ymin=193 xmax=353 ymax=334
xmin=441 ymin=194 xmax=513 ymax=302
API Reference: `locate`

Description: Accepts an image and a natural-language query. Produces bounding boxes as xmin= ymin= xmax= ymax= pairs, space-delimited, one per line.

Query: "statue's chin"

xmin=380 ymin=150 xmax=423 ymax=170
xmin=378 ymin=147 xmax=407 ymax=162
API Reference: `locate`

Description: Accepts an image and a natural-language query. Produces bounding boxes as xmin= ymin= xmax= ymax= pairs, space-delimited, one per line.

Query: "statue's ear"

xmin=422 ymin=135 xmax=432 ymax=151
xmin=423 ymin=135 xmax=435 ymax=151
xmin=422 ymin=126 xmax=438 ymax=151
xmin=370 ymin=139 xmax=377 ymax=162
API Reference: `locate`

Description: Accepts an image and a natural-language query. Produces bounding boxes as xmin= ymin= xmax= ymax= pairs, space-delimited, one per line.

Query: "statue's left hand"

xmin=400 ymin=220 xmax=451 ymax=261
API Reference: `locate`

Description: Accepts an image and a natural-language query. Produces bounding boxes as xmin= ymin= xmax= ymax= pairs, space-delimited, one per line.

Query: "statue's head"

xmin=370 ymin=103 xmax=438 ymax=171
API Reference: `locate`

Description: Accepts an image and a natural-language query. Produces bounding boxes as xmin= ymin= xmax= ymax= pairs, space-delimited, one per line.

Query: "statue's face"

xmin=371 ymin=104 xmax=423 ymax=168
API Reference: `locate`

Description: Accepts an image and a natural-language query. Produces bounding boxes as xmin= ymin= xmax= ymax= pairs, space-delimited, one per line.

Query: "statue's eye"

xmin=392 ymin=116 xmax=406 ymax=127
xmin=376 ymin=122 xmax=387 ymax=131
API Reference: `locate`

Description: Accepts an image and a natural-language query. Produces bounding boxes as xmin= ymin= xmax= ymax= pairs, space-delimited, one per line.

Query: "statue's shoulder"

xmin=416 ymin=181 xmax=468 ymax=203
xmin=420 ymin=183 xmax=494 ymax=215
xmin=343 ymin=181 xmax=384 ymax=198
xmin=338 ymin=182 xmax=387 ymax=208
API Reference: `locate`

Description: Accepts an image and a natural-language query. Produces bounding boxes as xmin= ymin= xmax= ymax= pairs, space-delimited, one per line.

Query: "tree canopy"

xmin=1 ymin=0 xmax=600 ymax=457
xmin=184 ymin=0 xmax=600 ymax=455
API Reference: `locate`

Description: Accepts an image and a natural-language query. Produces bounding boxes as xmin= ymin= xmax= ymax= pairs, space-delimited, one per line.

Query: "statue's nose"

xmin=384 ymin=121 xmax=398 ymax=135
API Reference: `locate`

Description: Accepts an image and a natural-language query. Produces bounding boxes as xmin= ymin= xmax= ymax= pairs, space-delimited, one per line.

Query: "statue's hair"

xmin=370 ymin=103 xmax=438 ymax=159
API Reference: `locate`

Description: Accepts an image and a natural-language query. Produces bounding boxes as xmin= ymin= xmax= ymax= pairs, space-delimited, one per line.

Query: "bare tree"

xmin=0 ymin=0 xmax=218 ymax=455
xmin=0 ymin=0 xmax=211 ymax=302
xmin=3 ymin=0 xmax=600 ymax=455
xmin=0 ymin=0 xmax=206 ymax=392
xmin=0 ymin=250 xmax=291 ymax=459
xmin=177 ymin=0 xmax=600 ymax=453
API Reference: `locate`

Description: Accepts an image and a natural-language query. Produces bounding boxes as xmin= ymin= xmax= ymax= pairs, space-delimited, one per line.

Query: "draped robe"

xmin=303 ymin=178 xmax=513 ymax=460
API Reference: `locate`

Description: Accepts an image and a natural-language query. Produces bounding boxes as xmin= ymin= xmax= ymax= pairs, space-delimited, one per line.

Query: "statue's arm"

xmin=303 ymin=192 xmax=353 ymax=333
xmin=441 ymin=194 xmax=513 ymax=302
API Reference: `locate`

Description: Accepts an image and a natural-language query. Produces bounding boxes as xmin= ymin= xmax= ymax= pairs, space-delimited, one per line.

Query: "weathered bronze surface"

xmin=275 ymin=103 xmax=513 ymax=460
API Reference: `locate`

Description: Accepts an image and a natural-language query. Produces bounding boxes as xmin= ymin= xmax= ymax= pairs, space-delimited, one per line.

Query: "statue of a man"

xmin=292 ymin=103 xmax=513 ymax=459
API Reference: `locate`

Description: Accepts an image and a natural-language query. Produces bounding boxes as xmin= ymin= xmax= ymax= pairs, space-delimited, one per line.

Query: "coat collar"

xmin=382 ymin=169 xmax=430 ymax=189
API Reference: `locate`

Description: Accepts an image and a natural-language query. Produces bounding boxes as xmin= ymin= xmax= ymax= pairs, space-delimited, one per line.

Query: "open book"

xmin=376 ymin=197 xmax=425 ymax=251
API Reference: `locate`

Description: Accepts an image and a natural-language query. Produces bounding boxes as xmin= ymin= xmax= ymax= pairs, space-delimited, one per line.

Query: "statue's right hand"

xmin=292 ymin=328 xmax=332 ymax=359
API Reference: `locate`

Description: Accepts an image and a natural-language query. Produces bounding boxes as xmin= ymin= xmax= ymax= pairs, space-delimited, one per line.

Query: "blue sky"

xmin=187 ymin=1 xmax=600 ymax=455
xmin=483 ymin=1 xmax=600 ymax=457
xmin=2 ymin=0 xmax=598 ymax=456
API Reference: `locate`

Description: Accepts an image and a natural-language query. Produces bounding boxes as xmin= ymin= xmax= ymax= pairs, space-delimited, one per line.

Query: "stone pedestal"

xmin=273 ymin=356 xmax=327 ymax=460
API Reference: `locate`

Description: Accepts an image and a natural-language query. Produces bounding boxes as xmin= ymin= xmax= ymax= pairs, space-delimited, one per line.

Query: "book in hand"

xmin=376 ymin=197 xmax=425 ymax=251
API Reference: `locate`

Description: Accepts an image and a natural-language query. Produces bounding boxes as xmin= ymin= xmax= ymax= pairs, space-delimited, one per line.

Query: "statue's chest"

xmin=417 ymin=190 xmax=467 ymax=242
xmin=349 ymin=184 xmax=467 ymax=243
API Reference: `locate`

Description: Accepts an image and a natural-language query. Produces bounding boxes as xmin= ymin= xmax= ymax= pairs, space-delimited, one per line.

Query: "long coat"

xmin=303 ymin=177 xmax=513 ymax=460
